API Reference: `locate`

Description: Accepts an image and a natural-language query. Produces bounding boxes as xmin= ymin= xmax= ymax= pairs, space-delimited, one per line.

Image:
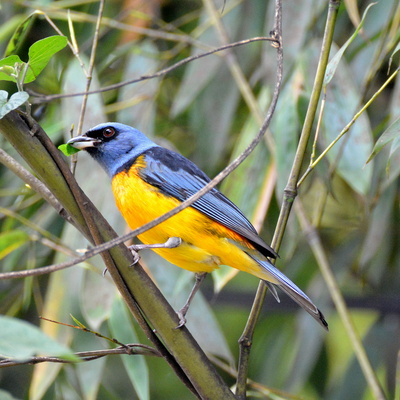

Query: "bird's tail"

xmin=248 ymin=254 xmax=328 ymax=331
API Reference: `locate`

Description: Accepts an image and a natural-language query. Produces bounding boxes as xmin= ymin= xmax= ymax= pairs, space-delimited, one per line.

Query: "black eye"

xmin=103 ymin=127 xmax=115 ymax=138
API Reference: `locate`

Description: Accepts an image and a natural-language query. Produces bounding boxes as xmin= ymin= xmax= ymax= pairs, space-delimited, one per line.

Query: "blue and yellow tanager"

xmin=68 ymin=123 xmax=328 ymax=330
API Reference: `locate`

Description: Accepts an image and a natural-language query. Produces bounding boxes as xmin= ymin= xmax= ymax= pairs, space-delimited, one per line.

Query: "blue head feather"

xmin=83 ymin=122 xmax=158 ymax=177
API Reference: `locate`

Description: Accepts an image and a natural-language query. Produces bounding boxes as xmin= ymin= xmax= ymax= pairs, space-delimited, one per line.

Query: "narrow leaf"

xmin=389 ymin=41 xmax=400 ymax=72
xmin=366 ymin=116 xmax=400 ymax=163
xmin=324 ymin=2 xmax=376 ymax=86
xmin=0 ymin=229 xmax=30 ymax=258
xmin=344 ymin=0 xmax=362 ymax=29
xmin=69 ymin=314 xmax=87 ymax=329
xmin=322 ymin=43 xmax=373 ymax=195
xmin=0 ymin=316 xmax=76 ymax=360
xmin=4 ymin=11 xmax=38 ymax=57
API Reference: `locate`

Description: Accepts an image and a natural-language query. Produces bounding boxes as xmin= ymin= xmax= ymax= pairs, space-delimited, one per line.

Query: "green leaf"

xmin=366 ymin=116 xmax=400 ymax=163
xmin=324 ymin=3 xmax=376 ymax=86
xmin=0 ymin=90 xmax=29 ymax=119
xmin=69 ymin=314 xmax=87 ymax=329
xmin=4 ymin=11 xmax=38 ymax=57
xmin=0 ymin=316 xmax=76 ymax=360
xmin=58 ymin=143 xmax=81 ymax=156
xmin=271 ymin=74 xmax=301 ymax=196
xmin=24 ymin=35 xmax=68 ymax=83
xmin=321 ymin=44 xmax=373 ymax=195
xmin=0 ymin=36 xmax=67 ymax=84
xmin=0 ymin=229 xmax=30 ymax=259
xmin=389 ymin=41 xmax=400 ymax=71
xmin=0 ymin=55 xmax=23 ymax=82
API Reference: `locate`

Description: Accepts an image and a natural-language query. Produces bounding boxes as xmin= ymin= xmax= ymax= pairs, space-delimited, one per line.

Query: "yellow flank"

xmin=111 ymin=156 xmax=278 ymax=283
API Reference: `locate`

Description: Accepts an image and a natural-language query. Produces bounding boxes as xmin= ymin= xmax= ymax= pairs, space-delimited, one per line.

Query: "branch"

xmin=237 ymin=1 xmax=340 ymax=398
xmin=1 ymin=34 xmax=280 ymax=400
xmin=235 ymin=0 xmax=283 ymax=396
xmin=30 ymin=37 xmax=277 ymax=103
xmin=0 ymin=344 xmax=160 ymax=369
xmin=0 ymin=149 xmax=64 ymax=219
xmin=75 ymin=0 xmax=105 ymax=136
xmin=0 ymin=111 xmax=235 ymax=399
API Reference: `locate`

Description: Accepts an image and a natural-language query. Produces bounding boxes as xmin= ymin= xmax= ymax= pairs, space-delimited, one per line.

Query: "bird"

xmin=67 ymin=122 xmax=328 ymax=330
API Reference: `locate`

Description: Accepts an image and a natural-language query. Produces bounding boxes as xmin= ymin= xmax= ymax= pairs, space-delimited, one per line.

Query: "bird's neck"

xmin=89 ymin=143 xmax=158 ymax=177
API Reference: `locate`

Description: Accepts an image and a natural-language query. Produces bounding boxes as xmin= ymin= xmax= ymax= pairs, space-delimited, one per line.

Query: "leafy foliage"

xmin=0 ymin=1 xmax=399 ymax=399
xmin=0 ymin=36 xmax=67 ymax=84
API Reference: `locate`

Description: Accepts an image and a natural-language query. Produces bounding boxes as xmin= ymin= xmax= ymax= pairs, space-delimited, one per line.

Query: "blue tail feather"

xmin=246 ymin=253 xmax=328 ymax=330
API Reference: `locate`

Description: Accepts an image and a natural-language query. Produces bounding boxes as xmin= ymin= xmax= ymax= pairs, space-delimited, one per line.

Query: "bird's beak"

xmin=67 ymin=135 xmax=102 ymax=150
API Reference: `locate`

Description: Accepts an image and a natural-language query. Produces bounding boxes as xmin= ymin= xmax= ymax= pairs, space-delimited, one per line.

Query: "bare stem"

xmin=237 ymin=1 xmax=340 ymax=398
xmin=235 ymin=0 xmax=283 ymax=397
xmin=0 ymin=343 xmax=160 ymax=369
xmin=294 ymin=200 xmax=386 ymax=400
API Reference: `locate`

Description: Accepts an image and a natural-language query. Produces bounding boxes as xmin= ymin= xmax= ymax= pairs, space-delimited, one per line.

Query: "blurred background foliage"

xmin=0 ymin=0 xmax=399 ymax=399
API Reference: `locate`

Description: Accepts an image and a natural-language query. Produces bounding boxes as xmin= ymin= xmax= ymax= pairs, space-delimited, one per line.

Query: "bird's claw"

xmin=129 ymin=249 xmax=141 ymax=266
xmin=175 ymin=309 xmax=187 ymax=329
xmin=128 ymin=237 xmax=180 ymax=266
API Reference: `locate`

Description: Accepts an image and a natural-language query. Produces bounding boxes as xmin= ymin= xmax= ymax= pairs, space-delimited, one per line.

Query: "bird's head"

xmin=67 ymin=122 xmax=157 ymax=177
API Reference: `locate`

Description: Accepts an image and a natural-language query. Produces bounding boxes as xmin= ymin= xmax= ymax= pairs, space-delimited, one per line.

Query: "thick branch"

xmin=0 ymin=111 xmax=236 ymax=400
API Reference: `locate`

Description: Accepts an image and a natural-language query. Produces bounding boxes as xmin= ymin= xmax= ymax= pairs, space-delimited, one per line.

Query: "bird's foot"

xmin=174 ymin=272 xmax=207 ymax=329
xmin=129 ymin=237 xmax=181 ymax=252
xmin=175 ymin=305 xmax=189 ymax=329
xmin=128 ymin=237 xmax=181 ymax=266
xmin=129 ymin=250 xmax=141 ymax=265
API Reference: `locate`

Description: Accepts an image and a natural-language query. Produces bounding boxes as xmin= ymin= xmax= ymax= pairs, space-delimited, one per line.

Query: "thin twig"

xmin=0 ymin=149 xmax=61 ymax=213
xmin=298 ymin=66 xmax=400 ymax=187
xmin=0 ymin=343 xmax=160 ymax=369
xmin=31 ymin=37 xmax=277 ymax=103
xmin=209 ymin=355 xmax=301 ymax=400
xmin=45 ymin=8 xmax=205 ymax=47
xmin=235 ymin=0 xmax=283 ymax=397
xmin=236 ymin=1 xmax=341 ymax=398
xmin=0 ymin=207 xmax=78 ymax=258
xmin=41 ymin=11 xmax=88 ymax=75
xmin=71 ymin=0 xmax=105 ymax=174
xmin=76 ymin=0 xmax=104 ymax=136
xmin=202 ymin=0 xmax=263 ymax=123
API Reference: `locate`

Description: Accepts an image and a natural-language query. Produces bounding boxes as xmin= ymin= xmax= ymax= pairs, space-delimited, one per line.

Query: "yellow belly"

xmin=111 ymin=162 xmax=273 ymax=281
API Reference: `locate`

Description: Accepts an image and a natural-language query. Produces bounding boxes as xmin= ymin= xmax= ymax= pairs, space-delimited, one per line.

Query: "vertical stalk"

xmin=236 ymin=1 xmax=341 ymax=398
xmin=295 ymin=201 xmax=386 ymax=400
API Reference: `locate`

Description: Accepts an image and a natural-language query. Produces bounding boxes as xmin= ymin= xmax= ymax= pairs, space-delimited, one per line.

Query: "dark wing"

xmin=138 ymin=147 xmax=277 ymax=259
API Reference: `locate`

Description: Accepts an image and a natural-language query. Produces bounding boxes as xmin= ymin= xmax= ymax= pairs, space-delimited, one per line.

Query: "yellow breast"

xmin=111 ymin=156 xmax=272 ymax=280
